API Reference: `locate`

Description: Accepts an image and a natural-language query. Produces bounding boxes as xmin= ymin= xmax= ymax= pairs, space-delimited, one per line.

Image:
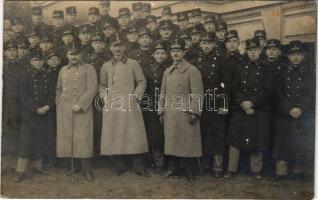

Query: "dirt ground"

xmin=0 ymin=159 xmax=314 ymax=199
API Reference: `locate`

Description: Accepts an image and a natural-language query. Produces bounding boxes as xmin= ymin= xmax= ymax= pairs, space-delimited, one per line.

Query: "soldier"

xmin=11 ymin=17 xmax=27 ymax=44
xmin=86 ymin=7 xmax=101 ymax=33
xmin=30 ymin=6 xmax=53 ymax=38
xmin=2 ymin=40 xmax=22 ymax=175
xmin=118 ymin=8 xmax=131 ymax=42
xmin=254 ymin=30 xmax=267 ymax=61
xmin=272 ymin=41 xmax=314 ymax=181
xmin=145 ymin=15 xmax=160 ymax=41
xmin=131 ymin=2 xmax=146 ymax=30
xmin=161 ymin=7 xmax=180 ymax=35
xmin=203 ymin=15 xmax=215 ymax=34
xmin=125 ymin=26 xmax=140 ymax=52
xmin=14 ymin=50 xmax=52 ymax=182
xmin=78 ymin=25 xmax=93 ymax=63
xmin=177 ymin=12 xmax=191 ymax=35
xmin=143 ymin=2 xmax=152 ymax=18
xmin=264 ymin=39 xmax=284 ymax=76
xmin=225 ymin=38 xmax=272 ymax=180
xmin=158 ymin=20 xmax=174 ymax=47
xmin=185 ymin=26 xmax=202 ymax=65
xmin=100 ymin=20 xmax=117 ymax=60
xmin=17 ymin=40 xmax=30 ymax=69
xmin=214 ymin=18 xmax=227 ymax=57
xmin=64 ymin=6 xmax=79 ymax=40
xmin=4 ymin=17 xmax=15 ymax=42
xmin=59 ymin=29 xmax=76 ymax=66
xmin=188 ymin=8 xmax=205 ymax=32
xmin=99 ymin=36 xmax=150 ymax=177
xmin=39 ymin=36 xmax=54 ymax=58
xmin=51 ymin=10 xmax=65 ymax=50
xmin=98 ymin=0 xmax=119 ymax=30
xmin=56 ymin=42 xmax=98 ymax=181
xmin=158 ymin=38 xmax=204 ymax=182
xmin=27 ymin=31 xmax=41 ymax=56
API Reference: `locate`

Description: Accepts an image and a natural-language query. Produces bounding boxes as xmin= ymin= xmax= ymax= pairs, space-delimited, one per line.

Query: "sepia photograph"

xmin=1 ymin=0 xmax=317 ymax=199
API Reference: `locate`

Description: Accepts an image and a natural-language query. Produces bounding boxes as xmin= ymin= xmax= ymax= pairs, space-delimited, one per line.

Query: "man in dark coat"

xmin=78 ymin=25 xmax=93 ymax=63
xmin=131 ymin=2 xmax=147 ymax=30
xmin=98 ymin=0 xmax=119 ymax=30
xmin=186 ymin=26 xmax=202 ymax=66
xmin=214 ymin=18 xmax=227 ymax=57
xmin=51 ymin=10 xmax=66 ymax=50
xmin=64 ymin=6 xmax=79 ymax=39
xmin=272 ymin=41 xmax=315 ymax=181
xmin=225 ymin=37 xmax=273 ymax=180
xmin=160 ymin=6 xmax=180 ymax=36
xmin=17 ymin=40 xmax=31 ymax=73
xmin=30 ymin=6 xmax=53 ymax=38
xmin=100 ymin=20 xmax=117 ymax=60
xmin=85 ymin=7 xmax=101 ymax=33
xmin=125 ymin=25 xmax=140 ymax=53
xmin=11 ymin=17 xmax=27 ymax=44
xmin=145 ymin=15 xmax=160 ymax=41
xmin=117 ymin=8 xmax=131 ymax=42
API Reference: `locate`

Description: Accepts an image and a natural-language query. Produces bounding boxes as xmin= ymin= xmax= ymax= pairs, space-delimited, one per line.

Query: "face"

xmin=138 ymin=34 xmax=152 ymax=47
xmin=191 ymin=33 xmax=201 ymax=44
xmin=288 ymin=52 xmax=304 ymax=65
xmin=153 ymin=49 xmax=167 ymax=63
xmin=247 ymin=47 xmax=261 ymax=61
xmin=65 ymin=13 xmax=77 ymax=24
xmin=18 ymin=48 xmax=29 ymax=58
xmin=67 ymin=52 xmax=82 ymax=64
xmin=178 ymin=19 xmax=188 ymax=29
xmin=159 ymin=27 xmax=173 ymax=40
xmin=52 ymin=17 xmax=64 ymax=28
xmin=4 ymin=19 xmax=11 ymax=30
xmin=40 ymin=41 xmax=53 ymax=51
xmin=204 ymin=22 xmax=214 ymax=33
xmin=225 ymin=37 xmax=239 ymax=52
xmin=91 ymin=40 xmax=105 ymax=53
xmin=100 ymin=5 xmax=110 ymax=15
xmin=79 ymin=32 xmax=92 ymax=43
xmin=32 ymin=15 xmax=43 ymax=25
xmin=266 ymin=47 xmax=281 ymax=61
xmin=28 ymin=36 xmax=40 ymax=46
xmin=31 ymin=58 xmax=44 ymax=69
xmin=216 ymin=29 xmax=226 ymax=41
xmin=47 ymin=56 xmax=61 ymax=68
xmin=62 ymin=34 xmax=75 ymax=44
xmin=5 ymin=48 xmax=17 ymax=60
xmin=88 ymin=14 xmax=100 ymax=24
xmin=126 ymin=32 xmax=139 ymax=43
xmin=171 ymin=48 xmax=184 ymax=62
xmin=118 ymin=15 xmax=130 ymax=28
xmin=12 ymin=24 xmax=24 ymax=33
xmin=200 ymin=40 xmax=214 ymax=54
xmin=102 ymin=27 xmax=116 ymax=38
xmin=110 ymin=43 xmax=126 ymax=56
xmin=146 ymin=21 xmax=157 ymax=32
xmin=190 ymin=16 xmax=202 ymax=25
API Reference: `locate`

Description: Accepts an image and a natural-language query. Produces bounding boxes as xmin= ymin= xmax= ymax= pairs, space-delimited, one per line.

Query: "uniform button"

xmin=254 ymin=88 xmax=258 ymax=91
xmin=214 ymin=57 xmax=216 ymax=60
xmin=287 ymin=86 xmax=290 ymax=89
xmin=63 ymin=87 xmax=66 ymax=90
xmin=74 ymin=78 xmax=78 ymax=81
xmin=74 ymin=86 xmax=77 ymax=89
xmin=286 ymin=94 xmax=290 ymax=98
xmin=245 ymin=66 xmax=248 ymax=69
xmin=243 ymin=81 xmax=247 ymax=84
xmin=199 ymin=58 xmax=202 ymax=61
xmin=154 ymin=80 xmax=157 ymax=83
xmin=212 ymin=64 xmax=215 ymax=67
xmin=243 ymin=89 xmax=247 ymax=92
xmin=287 ymin=77 xmax=290 ymax=80
xmin=298 ymin=78 xmax=302 ymax=81
xmin=296 ymin=86 xmax=300 ymax=89
xmin=76 ymin=72 xmax=79 ymax=75
xmin=256 ymin=72 xmax=260 ymax=76
xmin=296 ymin=94 xmax=300 ymax=97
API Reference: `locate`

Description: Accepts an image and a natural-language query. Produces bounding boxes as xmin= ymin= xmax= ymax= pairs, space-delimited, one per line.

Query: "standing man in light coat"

xmin=158 ymin=38 xmax=204 ymax=182
xmin=56 ymin=42 xmax=98 ymax=181
xmin=99 ymin=36 xmax=150 ymax=177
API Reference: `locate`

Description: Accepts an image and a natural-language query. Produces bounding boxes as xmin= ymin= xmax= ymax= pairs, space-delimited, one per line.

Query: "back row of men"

xmin=3 ymin=1 xmax=315 ymax=183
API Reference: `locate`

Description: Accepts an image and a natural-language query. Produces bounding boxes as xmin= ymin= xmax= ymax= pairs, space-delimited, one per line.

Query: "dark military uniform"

xmin=214 ymin=19 xmax=227 ymax=57
xmin=145 ymin=15 xmax=160 ymax=41
xmin=30 ymin=6 xmax=53 ymax=38
xmin=118 ymin=8 xmax=131 ymax=42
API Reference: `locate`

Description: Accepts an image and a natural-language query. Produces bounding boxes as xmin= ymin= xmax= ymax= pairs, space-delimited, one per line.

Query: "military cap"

xmin=189 ymin=8 xmax=201 ymax=18
xmin=154 ymin=40 xmax=168 ymax=51
xmin=91 ymin=33 xmax=104 ymax=42
xmin=52 ymin=10 xmax=64 ymax=19
xmin=119 ymin=8 xmax=131 ymax=17
xmin=47 ymin=50 xmax=59 ymax=59
xmin=265 ymin=39 xmax=281 ymax=49
xmin=287 ymin=40 xmax=305 ymax=53
xmin=4 ymin=40 xmax=17 ymax=50
xmin=215 ymin=19 xmax=227 ymax=31
xmin=177 ymin=12 xmax=188 ymax=21
xmin=254 ymin=30 xmax=266 ymax=40
xmin=62 ymin=28 xmax=74 ymax=36
xmin=88 ymin=7 xmax=100 ymax=15
xmin=158 ymin=20 xmax=173 ymax=29
xmin=162 ymin=7 xmax=172 ymax=15
xmin=31 ymin=6 xmax=43 ymax=16
xmin=201 ymin=32 xmax=216 ymax=42
xmin=132 ymin=2 xmax=143 ymax=12
xmin=225 ymin=30 xmax=239 ymax=41
xmin=17 ymin=40 xmax=29 ymax=49
xmin=28 ymin=30 xmax=40 ymax=38
xmin=66 ymin=6 xmax=77 ymax=14
xmin=79 ymin=25 xmax=91 ymax=33
xmin=12 ymin=17 xmax=24 ymax=26
xmin=204 ymin=15 xmax=215 ymax=24
xmin=139 ymin=27 xmax=151 ymax=37
xmin=30 ymin=50 xmax=43 ymax=59
xmin=146 ymin=15 xmax=157 ymax=23
xmin=99 ymin=0 xmax=110 ymax=6
xmin=170 ymin=37 xmax=185 ymax=50
xmin=245 ymin=37 xmax=261 ymax=50
xmin=67 ymin=42 xmax=81 ymax=53
xmin=143 ymin=2 xmax=151 ymax=13
xmin=40 ymin=36 xmax=53 ymax=43
xmin=128 ymin=26 xmax=138 ymax=34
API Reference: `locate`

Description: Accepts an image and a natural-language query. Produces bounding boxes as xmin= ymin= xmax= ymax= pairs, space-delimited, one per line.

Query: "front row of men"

xmin=3 ymin=30 xmax=314 ymax=183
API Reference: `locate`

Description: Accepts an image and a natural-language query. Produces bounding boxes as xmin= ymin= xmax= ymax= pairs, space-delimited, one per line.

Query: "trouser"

xmin=167 ymin=156 xmax=197 ymax=174
xmin=276 ymin=160 xmax=304 ymax=176
xmin=112 ymin=154 xmax=146 ymax=172
xmin=16 ymin=158 xmax=42 ymax=173
xmin=64 ymin=158 xmax=92 ymax=172
xmin=227 ymin=146 xmax=263 ymax=173
xmin=201 ymin=154 xmax=223 ymax=172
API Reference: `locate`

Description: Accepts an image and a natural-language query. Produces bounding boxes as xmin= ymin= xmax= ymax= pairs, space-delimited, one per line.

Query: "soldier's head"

xmin=39 ymin=36 xmax=53 ymax=52
xmin=88 ymin=7 xmax=100 ymax=24
xmin=177 ymin=13 xmax=189 ymax=30
xmin=143 ymin=3 xmax=152 ymax=18
xmin=254 ymin=30 xmax=267 ymax=49
xmin=47 ymin=51 xmax=61 ymax=68
xmin=225 ymin=30 xmax=239 ymax=52
xmin=79 ymin=26 xmax=92 ymax=44
xmin=138 ymin=28 xmax=152 ymax=48
xmin=4 ymin=40 xmax=18 ymax=60
xmin=189 ymin=9 xmax=202 ymax=26
xmin=31 ymin=6 xmax=44 ymax=25
xmin=65 ymin=6 xmax=77 ymax=24
xmin=4 ymin=17 xmax=11 ymax=31
xmin=28 ymin=31 xmax=41 ymax=47
xmin=287 ymin=40 xmax=305 ymax=65
xmin=153 ymin=40 xmax=168 ymax=63
xmin=110 ymin=37 xmax=126 ymax=57
xmin=18 ymin=41 xmax=30 ymax=59
xmin=118 ymin=8 xmax=131 ymax=28
xmin=246 ymin=37 xmax=262 ymax=61
xmin=132 ymin=2 xmax=144 ymax=19
xmin=265 ymin=39 xmax=281 ymax=61
xmin=62 ymin=29 xmax=75 ymax=45
xmin=30 ymin=51 xmax=45 ymax=69
xmin=161 ymin=7 xmax=172 ymax=20
xmin=158 ymin=20 xmax=173 ymax=40
xmin=215 ymin=19 xmax=227 ymax=42
xmin=99 ymin=0 xmax=110 ymax=16
xmin=102 ymin=20 xmax=116 ymax=38
xmin=190 ymin=26 xmax=202 ymax=44
xmin=91 ymin=33 xmax=105 ymax=53
xmin=67 ymin=42 xmax=82 ymax=65
xmin=170 ymin=38 xmax=185 ymax=62
xmin=180 ymin=32 xmax=192 ymax=50
xmin=146 ymin=15 xmax=157 ymax=32
xmin=200 ymin=32 xmax=216 ymax=54
xmin=52 ymin=10 xmax=65 ymax=28
xmin=126 ymin=26 xmax=139 ymax=43
xmin=11 ymin=17 xmax=25 ymax=33
xmin=203 ymin=15 xmax=215 ymax=33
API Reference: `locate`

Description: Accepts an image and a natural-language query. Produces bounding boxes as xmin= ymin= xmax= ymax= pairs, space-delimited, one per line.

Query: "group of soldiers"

xmin=2 ymin=1 xmax=315 ymax=184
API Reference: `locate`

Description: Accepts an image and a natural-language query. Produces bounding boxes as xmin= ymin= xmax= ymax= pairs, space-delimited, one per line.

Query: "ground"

xmin=0 ymin=160 xmax=314 ymax=199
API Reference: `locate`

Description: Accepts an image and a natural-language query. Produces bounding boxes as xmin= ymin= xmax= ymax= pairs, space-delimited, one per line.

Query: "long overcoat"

xmin=56 ymin=62 xmax=98 ymax=158
xmin=158 ymin=60 xmax=204 ymax=157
